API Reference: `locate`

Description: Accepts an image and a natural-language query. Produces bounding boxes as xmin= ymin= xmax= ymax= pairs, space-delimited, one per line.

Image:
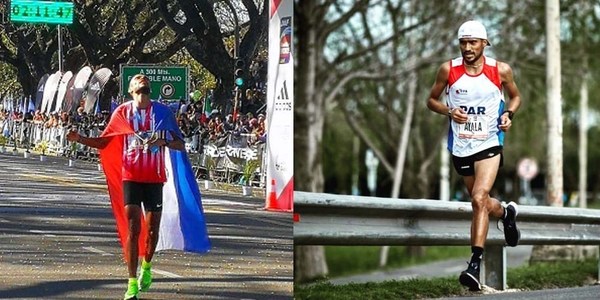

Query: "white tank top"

xmin=446 ymin=56 xmax=505 ymax=157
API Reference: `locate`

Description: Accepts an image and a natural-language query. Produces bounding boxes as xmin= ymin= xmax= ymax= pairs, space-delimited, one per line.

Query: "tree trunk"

xmin=294 ymin=245 xmax=329 ymax=283
xmin=579 ymin=67 xmax=588 ymax=208
xmin=545 ymin=0 xmax=563 ymax=206
xmin=294 ymin=3 xmax=328 ymax=283
xmin=532 ymin=0 xmax=565 ymax=263
xmin=390 ymin=69 xmax=418 ymax=198
xmin=383 ymin=58 xmax=419 ymax=266
xmin=440 ymin=136 xmax=451 ymax=201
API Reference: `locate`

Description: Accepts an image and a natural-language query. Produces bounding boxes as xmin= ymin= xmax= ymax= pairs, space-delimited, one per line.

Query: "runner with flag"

xmin=66 ymin=74 xmax=210 ymax=300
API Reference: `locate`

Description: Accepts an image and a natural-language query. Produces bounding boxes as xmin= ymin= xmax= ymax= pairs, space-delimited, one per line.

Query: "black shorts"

xmin=123 ymin=181 xmax=164 ymax=211
xmin=452 ymin=146 xmax=503 ymax=176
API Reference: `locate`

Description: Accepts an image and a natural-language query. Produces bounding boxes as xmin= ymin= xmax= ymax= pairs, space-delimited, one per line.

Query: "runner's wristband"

xmin=502 ymin=110 xmax=514 ymax=120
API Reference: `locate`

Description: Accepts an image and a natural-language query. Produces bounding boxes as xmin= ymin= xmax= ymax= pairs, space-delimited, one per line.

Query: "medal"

xmin=133 ymin=120 xmax=162 ymax=154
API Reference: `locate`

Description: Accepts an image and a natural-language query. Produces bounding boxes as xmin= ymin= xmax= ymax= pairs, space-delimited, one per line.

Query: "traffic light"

xmin=234 ymin=58 xmax=245 ymax=87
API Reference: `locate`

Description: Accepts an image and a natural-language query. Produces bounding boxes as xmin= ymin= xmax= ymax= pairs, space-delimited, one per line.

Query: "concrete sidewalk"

xmin=328 ymin=246 xmax=533 ymax=285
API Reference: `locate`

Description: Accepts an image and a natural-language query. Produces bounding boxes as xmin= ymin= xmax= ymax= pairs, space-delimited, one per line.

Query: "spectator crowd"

xmin=0 ymin=54 xmax=269 ymax=156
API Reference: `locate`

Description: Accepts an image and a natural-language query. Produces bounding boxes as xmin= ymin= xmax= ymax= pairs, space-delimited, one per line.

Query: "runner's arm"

xmin=66 ymin=131 xmax=111 ymax=149
xmin=427 ymin=62 xmax=468 ymax=123
xmin=499 ymin=62 xmax=521 ymax=117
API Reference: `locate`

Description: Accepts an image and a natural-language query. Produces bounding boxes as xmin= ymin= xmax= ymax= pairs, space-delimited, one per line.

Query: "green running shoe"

xmin=138 ymin=261 xmax=153 ymax=292
xmin=124 ymin=278 xmax=139 ymax=300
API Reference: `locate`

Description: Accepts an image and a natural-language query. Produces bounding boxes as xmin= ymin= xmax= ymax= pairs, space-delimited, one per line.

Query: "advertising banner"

xmin=265 ymin=0 xmax=293 ymax=211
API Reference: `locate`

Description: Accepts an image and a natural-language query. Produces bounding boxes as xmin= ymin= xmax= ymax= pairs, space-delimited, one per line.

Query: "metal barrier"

xmin=294 ymin=191 xmax=600 ymax=290
xmin=1 ymin=118 xmax=267 ymax=186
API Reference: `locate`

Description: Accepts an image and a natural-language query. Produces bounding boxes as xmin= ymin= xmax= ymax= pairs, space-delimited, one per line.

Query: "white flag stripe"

xmin=156 ymin=149 xmax=185 ymax=251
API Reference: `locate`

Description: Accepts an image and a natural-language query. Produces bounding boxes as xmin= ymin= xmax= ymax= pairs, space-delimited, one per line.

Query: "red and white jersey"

xmin=121 ymin=101 xmax=167 ymax=183
xmin=446 ymin=56 xmax=506 ymax=157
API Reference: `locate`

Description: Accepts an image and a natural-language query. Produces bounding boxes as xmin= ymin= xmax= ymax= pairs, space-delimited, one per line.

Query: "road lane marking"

xmin=202 ymin=198 xmax=258 ymax=207
xmin=255 ymin=218 xmax=290 ymax=227
xmin=28 ymin=229 xmax=56 ymax=237
xmin=82 ymin=245 xmax=184 ymax=277
xmin=20 ymin=174 xmax=106 ymax=190
xmin=80 ymin=248 xmax=182 ymax=277
xmin=82 ymin=246 xmax=114 ymax=256
xmin=154 ymin=268 xmax=183 ymax=278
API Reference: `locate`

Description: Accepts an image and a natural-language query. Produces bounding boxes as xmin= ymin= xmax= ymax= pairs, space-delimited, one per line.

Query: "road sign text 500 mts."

xmin=120 ymin=65 xmax=189 ymax=101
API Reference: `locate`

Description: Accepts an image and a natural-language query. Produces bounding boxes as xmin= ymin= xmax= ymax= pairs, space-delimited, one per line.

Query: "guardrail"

xmin=294 ymin=191 xmax=600 ymax=290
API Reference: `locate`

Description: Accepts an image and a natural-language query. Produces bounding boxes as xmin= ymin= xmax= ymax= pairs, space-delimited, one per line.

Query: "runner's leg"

xmin=126 ymin=204 xmax=142 ymax=278
xmin=144 ymin=211 xmax=162 ymax=262
xmin=468 ymin=155 xmax=504 ymax=247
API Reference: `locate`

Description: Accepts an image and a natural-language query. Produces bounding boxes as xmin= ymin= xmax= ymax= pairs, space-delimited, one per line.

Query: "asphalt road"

xmin=0 ymin=152 xmax=292 ymax=299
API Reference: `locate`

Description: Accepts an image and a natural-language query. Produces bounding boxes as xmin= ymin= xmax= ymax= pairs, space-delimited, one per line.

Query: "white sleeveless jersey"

xmin=446 ymin=56 xmax=505 ymax=157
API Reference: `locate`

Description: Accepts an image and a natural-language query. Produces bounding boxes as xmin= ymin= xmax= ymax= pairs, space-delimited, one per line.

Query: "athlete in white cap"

xmin=426 ymin=20 xmax=522 ymax=291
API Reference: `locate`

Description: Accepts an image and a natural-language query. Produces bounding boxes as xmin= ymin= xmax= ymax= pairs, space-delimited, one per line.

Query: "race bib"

xmin=458 ymin=115 xmax=489 ymax=140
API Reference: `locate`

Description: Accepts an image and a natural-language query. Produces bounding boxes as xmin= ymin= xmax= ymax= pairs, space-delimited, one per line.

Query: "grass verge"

xmin=294 ymin=259 xmax=598 ymax=299
xmin=325 ymin=246 xmax=470 ymax=277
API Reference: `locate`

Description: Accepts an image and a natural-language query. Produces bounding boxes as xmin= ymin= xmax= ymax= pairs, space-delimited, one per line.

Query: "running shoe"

xmin=123 ymin=279 xmax=139 ymax=300
xmin=138 ymin=263 xmax=153 ymax=292
xmin=502 ymin=201 xmax=520 ymax=247
xmin=459 ymin=261 xmax=481 ymax=291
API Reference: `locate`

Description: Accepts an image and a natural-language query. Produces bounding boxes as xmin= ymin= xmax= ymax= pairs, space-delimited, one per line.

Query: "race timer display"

xmin=9 ymin=0 xmax=74 ymax=25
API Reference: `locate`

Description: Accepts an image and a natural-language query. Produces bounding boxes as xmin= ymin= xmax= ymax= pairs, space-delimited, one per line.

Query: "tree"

xmin=0 ymin=22 xmax=56 ymax=96
xmin=71 ymin=0 xmax=190 ymax=105
xmin=294 ymin=0 xmax=374 ymax=283
xmin=545 ymin=0 xmax=563 ymax=206
xmin=0 ymin=62 xmax=21 ymax=97
xmin=0 ymin=0 xmax=187 ymax=99
xmin=168 ymin=48 xmax=217 ymax=95
xmin=155 ymin=0 xmax=268 ymax=108
xmin=561 ymin=0 xmax=600 ymax=208
xmin=329 ymin=1 xmax=455 ymax=199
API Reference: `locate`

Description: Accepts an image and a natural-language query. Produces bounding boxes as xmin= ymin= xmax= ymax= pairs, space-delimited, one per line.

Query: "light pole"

xmin=58 ymin=25 xmax=63 ymax=72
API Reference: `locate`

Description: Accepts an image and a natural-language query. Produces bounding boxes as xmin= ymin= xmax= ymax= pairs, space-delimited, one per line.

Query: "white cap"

xmin=457 ymin=20 xmax=491 ymax=45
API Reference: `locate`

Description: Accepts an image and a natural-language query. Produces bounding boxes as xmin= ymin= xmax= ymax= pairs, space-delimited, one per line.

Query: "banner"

xmin=34 ymin=74 xmax=49 ymax=110
xmin=202 ymin=134 xmax=264 ymax=173
xmin=266 ymin=0 xmax=293 ymax=211
xmin=68 ymin=66 xmax=93 ymax=114
xmin=84 ymin=68 xmax=113 ymax=114
xmin=61 ymin=74 xmax=77 ymax=113
xmin=40 ymin=71 xmax=62 ymax=115
xmin=54 ymin=71 xmax=73 ymax=113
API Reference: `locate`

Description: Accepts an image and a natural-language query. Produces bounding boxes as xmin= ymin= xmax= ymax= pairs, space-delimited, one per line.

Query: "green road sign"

xmin=120 ymin=65 xmax=189 ymax=101
xmin=10 ymin=0 xmax=74 ymax=25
